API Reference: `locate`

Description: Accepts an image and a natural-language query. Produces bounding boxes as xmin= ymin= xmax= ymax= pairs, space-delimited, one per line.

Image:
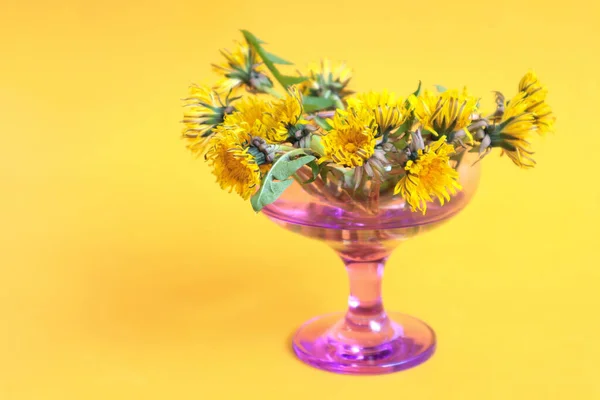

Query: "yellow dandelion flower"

xmin=494 ymin=91 xmax=538 ymax=168
xmin=270 ymin=86 xmax=306 ymax=127
xmin=411 ymin=88 xmax=478 ymax=139
xmin=520 ymin=89 xmax=555 ymax=135
xmin=224 ymin=96 xmax=268 ymax=128
xmin=212 ymin=41 xmax=272 ymax=93
xmin=300 ymin=60 xmax=353 ymax=100
xmin=205 ymin=129 xmax=262 ymax=200
xmin=527 ymin=96 xmax=555 ymax=134
xmin=487 ymin=72 xmax=555 ymax=166
xmin=320 ymin=106 xmax=378 ymax=168
xmin=347 ymin=90 xmax=409 ymax=135
xmin=182 ymin=84 xmax=236 ymax=156
xmin=518 ymin=70 xmax=544 ymax=96
xmin=224 ymin=97 xmax=288 ymax=143
xmin=515 ymin=71 xmax=556 ymax=134
xmin=394 ymin=136 xmax=461 ymax=214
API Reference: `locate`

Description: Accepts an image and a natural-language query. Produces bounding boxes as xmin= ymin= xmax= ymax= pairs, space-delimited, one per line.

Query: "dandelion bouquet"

xmin=182 ymin=31 xmax=554 ymax=215
xmin=181 ymin=31 xmax=555 ymax=375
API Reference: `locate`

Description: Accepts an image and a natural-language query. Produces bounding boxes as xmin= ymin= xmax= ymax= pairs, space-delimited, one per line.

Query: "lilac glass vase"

xmin=262 ymin=152 xmax=481 ymax=375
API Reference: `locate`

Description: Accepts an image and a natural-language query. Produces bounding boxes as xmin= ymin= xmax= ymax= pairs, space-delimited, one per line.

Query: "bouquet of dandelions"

xmin=182 ymin=31 xmax=555 ymax=215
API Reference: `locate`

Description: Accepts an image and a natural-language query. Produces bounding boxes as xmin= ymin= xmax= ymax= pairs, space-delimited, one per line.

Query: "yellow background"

xmin=1 ymin=0 xmax=599 ymax=398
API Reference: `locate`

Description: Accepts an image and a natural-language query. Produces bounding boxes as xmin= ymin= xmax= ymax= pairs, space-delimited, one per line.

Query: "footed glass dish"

xmin=180 ymin=29 xmax=556 ymax=376
xmin=262 ymin=153 xmax=481 ymax=375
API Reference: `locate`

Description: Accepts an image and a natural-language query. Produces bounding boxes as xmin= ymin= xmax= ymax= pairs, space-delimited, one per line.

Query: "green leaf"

xmin=434 ymin=84 xmax=447 ymax=93
xmin=250 ymin=149 xmax=316 ymax=212
xmin=313 ymin=116 xmax=332 ymax=130
xmin=272 ymin=154 xmax=315 ymax=180
xmin=264 ymin=51 xmax=294 ymax=65
xmin=309 ymin=135 xmax=325 ymax=155
xmin=412 ymin=80 xmax=422 ymax=97
xmin=304 ymin=160 xmax=320 ymax=184
xmin=393 ymin=136 xmax=409 ymax=151
xmin=390 ymin=118 xmax=412 ymax=138
xmin=303 ymin=96 xmax=336 ymax=113
xmin=319 ymin=165 xmax=330 ymax=184
xmin=280 ymin=75 xmax=308 ymax=87
xmin=250 ymin=34 xmax=266 ymax=44
xmin=241 ymin=30 xmax=298 ymax=90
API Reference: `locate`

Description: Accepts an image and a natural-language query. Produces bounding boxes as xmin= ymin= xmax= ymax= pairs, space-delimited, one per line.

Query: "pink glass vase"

xmin=262 ymin=152 xmax=481 ymax=375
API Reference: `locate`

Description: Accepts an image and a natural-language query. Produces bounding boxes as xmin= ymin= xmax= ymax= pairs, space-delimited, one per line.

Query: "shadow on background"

xmin=71 ymin=246 xmax=327 ymax=353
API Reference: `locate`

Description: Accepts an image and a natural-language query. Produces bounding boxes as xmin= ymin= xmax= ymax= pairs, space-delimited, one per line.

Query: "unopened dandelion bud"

xmin=251 ymin=137 xmax=266 ymax=148
xmin=249 ymin=71 xmax=273 ymax=93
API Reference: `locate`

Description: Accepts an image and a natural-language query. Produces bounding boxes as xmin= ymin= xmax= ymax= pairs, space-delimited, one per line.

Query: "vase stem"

xmin=290 ymin=252 xmax=436 ymax=373
xmin=343 ymin=257 xmax=388 ymax=331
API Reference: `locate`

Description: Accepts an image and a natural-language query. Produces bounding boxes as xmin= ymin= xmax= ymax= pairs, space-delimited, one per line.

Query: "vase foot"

xmin=292 ymin=311 xmax=436 ymax=375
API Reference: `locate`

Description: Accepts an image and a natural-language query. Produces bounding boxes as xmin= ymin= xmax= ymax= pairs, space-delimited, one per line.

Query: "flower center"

xmin=344 ymin=142 xmax=358 ymax=153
